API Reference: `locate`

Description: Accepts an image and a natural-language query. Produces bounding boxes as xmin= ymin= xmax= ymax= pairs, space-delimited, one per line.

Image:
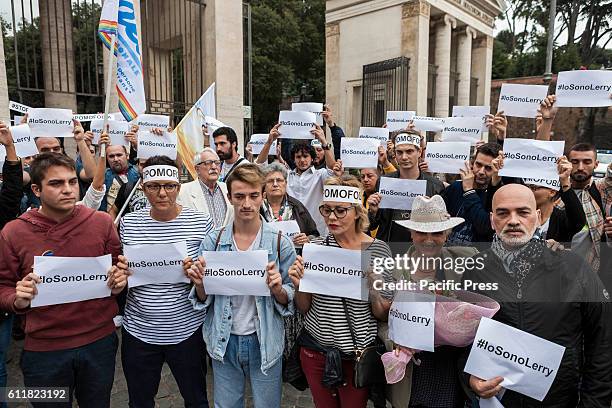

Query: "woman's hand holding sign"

xmin=107 ymin=255 xmax=129 ymax=295
xmin=288 ymin=256 xmax=304 ymax=290
xmin=184 ymin=256 xmax=207 ymax=301
xmin=14 ymin=272 xmax=41 ymax=310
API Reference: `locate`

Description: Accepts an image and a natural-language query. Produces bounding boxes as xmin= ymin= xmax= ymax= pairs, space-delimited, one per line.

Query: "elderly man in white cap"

xmin=367 ymin=131 xmax=445 ymax=244
xmin=380 ymin=194 xmax=478 ymax=408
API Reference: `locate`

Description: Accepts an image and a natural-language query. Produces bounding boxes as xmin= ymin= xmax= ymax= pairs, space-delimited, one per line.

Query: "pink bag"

xmin=381 ymin=348 xmax=416 ymax=384
xmin=434 ymin=290 xmax=500 ymax=347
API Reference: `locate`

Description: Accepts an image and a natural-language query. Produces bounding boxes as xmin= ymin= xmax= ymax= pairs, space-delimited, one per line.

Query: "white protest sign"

xmin=201 ymin=250 xmax=269 ymax=296
xmin=123 ymin=242 xmax=189 ymax=287
xmin=204 ymin=115 xmax=225 ymax=147
xmin=555 ymin=70 xmax=612 ymax=107
xmin=10 ymin=124 xmax=38 ymax=158
xmin=249 ymin=133 xmax=277 ymax=156
xmin=480 ymin=396 xmax=505 ymax=408
xmin=358 ymin=127 xmax=389 ymax=146
xmin=278 ymin=111 xmax=316 ymax=139
xmin=340 ymin=137 xmax=378 ymax=169
xmin=498 ymin=138 xmax=564 ymax=180
xmin=110 ymin=112 xmax=127 ymax=122
xmin=424 ymin=142 xmax=470 ymax=174
xmin=135 ymin=114 xmax=170 ymax=134
xmin=452 ymin=105 xmax=490 ymax=131
xmin=300 ymin=243 xmax=365 ymax=301
xmin=74 ymin=113 xmax=106 ymax=122
xmin=412 ymin=116 xmax=445 ymax=132
xmin=292 ymin=102 xmax=324 ymax=126
xmin=379 ymin=178 xmax=427 ymax=210
xmin=90 ymin=119 xmax=130 ymax=146
xmin=441 ymin=116 xmax=483 ymax=144
xmin=388 ymin=291 xmax=436 ymax=351
xmin=464 ymin=317 xmax=565 ymax=401
xmin=137 ymin=130 xmax=178 ymax=160
xmin=0 ymin=145 xmax=6 ymax=168
xmin=32 ymin=254 xmax=112 ymax=307
xmin=522 ymin=177 xmax=561 ymax=191
xmin=27 ymin=108 xmax=73 ymax=138
xmin=268 ymin=220 xmax=301 ymax=239
xmin=386 ymin=111 xmax=416 ymax=131
xmin=497 ymin=84 xmax=548 ymax=118
xmin=9 ymin=100 xmax=30 ymax=114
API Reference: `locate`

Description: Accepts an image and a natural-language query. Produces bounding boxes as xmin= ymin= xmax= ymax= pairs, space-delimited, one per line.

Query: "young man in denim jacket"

xmin=185 ymin=163 xmax=296 ymax=407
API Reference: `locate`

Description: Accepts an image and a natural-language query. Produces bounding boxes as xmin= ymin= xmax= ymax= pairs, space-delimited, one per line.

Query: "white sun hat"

xmin=394 ymin=195 xmax=464 ymax=233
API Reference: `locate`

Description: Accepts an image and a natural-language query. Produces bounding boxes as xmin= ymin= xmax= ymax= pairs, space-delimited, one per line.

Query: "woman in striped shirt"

xmin=288 ymin=175 xmax=393 ymax=408
xmin=120 ymin=156 xmax=213 ymax=407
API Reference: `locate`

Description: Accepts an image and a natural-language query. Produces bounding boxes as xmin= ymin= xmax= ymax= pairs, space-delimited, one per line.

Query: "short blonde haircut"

xmin=324 ymin=175 xmax=370 ymax=233
xmin=226 ymin=163 xmax=265 ymax=195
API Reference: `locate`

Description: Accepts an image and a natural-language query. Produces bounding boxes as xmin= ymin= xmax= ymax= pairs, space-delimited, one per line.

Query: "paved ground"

xmin=5 ymin=330 xmax=320 ymax=407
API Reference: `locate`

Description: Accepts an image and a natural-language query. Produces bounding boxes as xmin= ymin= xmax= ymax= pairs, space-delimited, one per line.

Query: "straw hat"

xmin=394 ymin=195 xmax=464 ymax=233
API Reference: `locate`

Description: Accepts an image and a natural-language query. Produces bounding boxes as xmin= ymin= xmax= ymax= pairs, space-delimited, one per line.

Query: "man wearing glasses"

xmin=177 ymin=147 xmax=234 ymax=228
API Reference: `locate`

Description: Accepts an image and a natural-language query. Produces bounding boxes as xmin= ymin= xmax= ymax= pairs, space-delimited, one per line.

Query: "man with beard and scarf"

xmin=177 ymin=147 xmax=233 ymax=228
xmin=100 ymin=144 xmax=140 ymax=212
xmin=441 ymin=142 xmax=504 ymax=245
xmin=566 ymin=143 xmax=612 ymax=284
xmin=213 ymin=126 xmax=249 ymax=182
xmin=460 ymin=184 xmax=612 ymax=408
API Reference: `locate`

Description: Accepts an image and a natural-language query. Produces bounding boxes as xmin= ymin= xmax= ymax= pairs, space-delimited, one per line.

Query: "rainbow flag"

xmin=98 ymin=0 xmax=146 ymax=122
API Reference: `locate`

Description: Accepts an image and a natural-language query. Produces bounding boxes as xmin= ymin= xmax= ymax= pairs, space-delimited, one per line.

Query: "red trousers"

xmin=300 ymin=347 xmax=369 ymax=408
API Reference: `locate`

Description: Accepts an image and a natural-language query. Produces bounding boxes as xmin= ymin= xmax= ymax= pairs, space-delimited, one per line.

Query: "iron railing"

xmin=361 ymin=56 xmax=410 ymax=127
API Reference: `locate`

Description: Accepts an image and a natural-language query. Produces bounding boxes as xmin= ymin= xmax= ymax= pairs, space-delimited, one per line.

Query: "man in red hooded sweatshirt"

xmin=0 ymin=152 xmax=129 ymax=407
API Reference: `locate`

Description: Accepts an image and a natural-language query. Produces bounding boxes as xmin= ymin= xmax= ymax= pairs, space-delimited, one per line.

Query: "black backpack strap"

xmin=214 ymin=227 xmax=226 ymax=250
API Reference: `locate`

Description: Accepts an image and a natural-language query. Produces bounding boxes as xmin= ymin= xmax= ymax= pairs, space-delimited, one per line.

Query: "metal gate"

xmin=361 ymin=56 xmax=410 ymax=127
xmin=2 ymin=0 xmax=206 ymax=123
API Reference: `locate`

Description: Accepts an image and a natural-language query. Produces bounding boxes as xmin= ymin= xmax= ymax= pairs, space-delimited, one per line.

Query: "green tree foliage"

xmin=250 ymin=0 xmax=325 ymax=133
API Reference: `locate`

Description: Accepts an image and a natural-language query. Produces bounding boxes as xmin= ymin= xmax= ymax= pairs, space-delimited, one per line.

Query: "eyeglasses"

xmin=319 ymin=204 xmax=355 ymax=219
xmin=266 ymin=177 xmax=286 ymax=185
xmin=144 ymin=183 xmax=180 ymax=193
xmin=197 ymin=160 xmax=221 ymax=167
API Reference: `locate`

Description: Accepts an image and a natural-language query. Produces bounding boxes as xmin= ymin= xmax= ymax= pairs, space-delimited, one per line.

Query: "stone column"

xmin=39 ymin=0 xmax=77 ymax=156
xmin=401 ymin=0 xmax=430 ymax=115
xmin=211 ymin=0 xmax=244 ymax=146
xmin=433 ymin=14 xmax=456 ymax=119
xmin=325 ymin=22 xmax=340 ymax=127
xmin=471 ymin=35 xmax=494 ymax=106
xmin=0 ymin=25 xmax=9 ymax=122
xmin=456 ymin=26 xmax=477 ymax=106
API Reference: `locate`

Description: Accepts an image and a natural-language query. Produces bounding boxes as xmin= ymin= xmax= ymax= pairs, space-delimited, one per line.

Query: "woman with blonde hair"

xmin=288 ymin=175 xmax=394 ymax=408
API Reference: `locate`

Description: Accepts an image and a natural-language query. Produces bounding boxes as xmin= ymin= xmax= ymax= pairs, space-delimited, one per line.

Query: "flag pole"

xmin=101 ymin=31 xmax=118 ymax=158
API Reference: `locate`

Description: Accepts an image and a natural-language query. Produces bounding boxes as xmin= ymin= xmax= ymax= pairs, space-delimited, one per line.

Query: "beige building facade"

xmin=326 ymin=0 xmax=505 ymax=138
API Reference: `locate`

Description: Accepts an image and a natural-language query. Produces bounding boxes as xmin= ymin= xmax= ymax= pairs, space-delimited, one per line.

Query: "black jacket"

xmin=461 ymin=247 xmax=612 ymax=408
xmin=368 ymin=171 xmax=445 ymax=243
xmin=0 ymin=159 xmax=23 ymax=230
xmin=260 ymin=194 xmax=319 ymax=238
xmin=546 ymin=188 xmax=585 ymax=243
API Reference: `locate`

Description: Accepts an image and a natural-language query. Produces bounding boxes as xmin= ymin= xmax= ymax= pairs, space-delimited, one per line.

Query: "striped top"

xmin=304 ymin=234 xmax=394 ymax=354
xmin=120 ymin=207 xmax=213 ymax=345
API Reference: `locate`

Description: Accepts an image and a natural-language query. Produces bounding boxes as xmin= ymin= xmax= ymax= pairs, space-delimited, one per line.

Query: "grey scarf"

xmin=491 ymin=233 xmax=545 ymax=299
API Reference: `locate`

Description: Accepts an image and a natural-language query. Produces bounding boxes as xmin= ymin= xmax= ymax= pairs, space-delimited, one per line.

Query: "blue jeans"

xmin=211 ymin=333 xmax=282 ymax=408
xmin=0 ymin=315 xmax=13 ymax=408
xmin=21 ymin=332 xmax=118 ymax=408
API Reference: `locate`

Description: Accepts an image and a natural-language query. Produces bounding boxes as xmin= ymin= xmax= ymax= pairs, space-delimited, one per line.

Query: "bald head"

xmin=491 ymin=184 xmax=540 ymax=248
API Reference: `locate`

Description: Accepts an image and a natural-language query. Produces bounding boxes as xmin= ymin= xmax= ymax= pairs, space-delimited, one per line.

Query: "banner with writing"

xmin=28 ymin=108 xmax=74 ymax=138
xmin=441 ymin=117 xmax=483 ymax=144
xmin=378 ymin=178 xmax=427 ymax=210
xmin=424 ymin=142 xmax=470 ymax=174
xmin=340 ymin=137 xmax=379 ymax=169
xmin=249 ymin=133 xmax=277 ymax=156
xmin=358 ymin=127 xmax=389 ymax=147
xmin=498 ymin=138 xmax=564 ymax=181
xmin=412 ymin=116 xmax=446 ymax=132
xmin=555 ymin=70 xmax=612 ymax=107
xmin=137 ymin=130 xmax=178 ymax=160
xmin=386 ymin=111 xmax=416 ymax=131
xmin=124 ymin=242 xmax=189 ymax=287
xmin=388 ymin=291 xmax=436 ymax=351
xmin=497 ymin=84 xmax=548 ymax=118
xmin=90 ymin=119 xmax=130 ymax=146
xmin=201 ymin=250 xmax=270 ymax=296
xmin=292 ymin=102 xmax=324 ymax=126
xmin=278 ymin=111 xmax=316 ymax=139
xmin=10 ymin=124 xmax=38 ymax=158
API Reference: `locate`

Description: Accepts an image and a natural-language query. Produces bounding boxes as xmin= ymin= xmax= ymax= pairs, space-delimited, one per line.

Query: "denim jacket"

xmin=189 ymin=220 xmax=296 ymax=373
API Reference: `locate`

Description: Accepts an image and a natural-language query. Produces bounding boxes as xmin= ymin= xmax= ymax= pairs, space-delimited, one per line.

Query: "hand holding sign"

xmin=460 ymin=162 xmax=475 ymax=192
xmin=0 ymin=122 xmax=12 ymax=147
xmin=288 ymin=255 xmax=305 ymax=290
xmin=266 ymin=262 xmax=284 ymax=299
xmin=108 ymin=254 xmax=130 ymax=295
xmin=485 ymin=112 xmax=507 ymax=141
xmin=14 ymin=272 xmax=41 ymax=310
xmin=184 ymin=255 xmax=207 ymax=300
xmin=469 ymin=376 xmax=504 ymax=399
